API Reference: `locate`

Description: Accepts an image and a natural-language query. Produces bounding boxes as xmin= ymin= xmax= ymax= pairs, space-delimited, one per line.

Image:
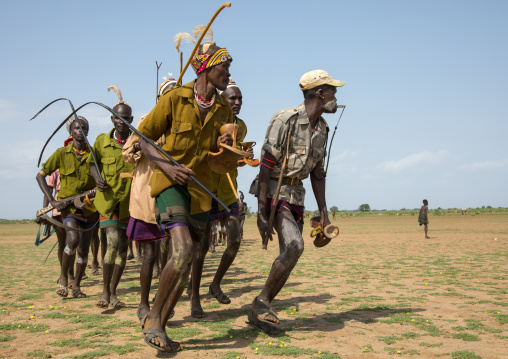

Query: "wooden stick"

xmin=263 ymin=130 xmax=292 ymax=250
xmin=226 ymin=173 xmax=239 ymax=200
xmin=176 ymin=2 xmax=231 ymax=86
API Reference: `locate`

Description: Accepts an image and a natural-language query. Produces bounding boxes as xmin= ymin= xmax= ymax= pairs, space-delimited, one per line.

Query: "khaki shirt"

xmin=122 ymin=118 xmax=164 ymax=224
xmin=212 ymin=116 xmax=247 ymax=210
xmin=138 ymin=80 xmax=234 ymax=215
xmin=89 ymin=129 xmax=134 ymax=219
xmin=42 ymin=143 xmax=97 ymax=216
xmin=249 ymin=103 xmax=328 ymax=206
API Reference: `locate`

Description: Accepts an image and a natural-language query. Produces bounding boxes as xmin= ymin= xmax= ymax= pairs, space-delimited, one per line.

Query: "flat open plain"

xmin=0 ymin=214 xmax=507 ymax=358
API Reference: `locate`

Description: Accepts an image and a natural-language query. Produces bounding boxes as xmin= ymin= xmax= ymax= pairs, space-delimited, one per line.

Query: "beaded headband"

xmin=191 ymin=47 xmax=232 ymax=75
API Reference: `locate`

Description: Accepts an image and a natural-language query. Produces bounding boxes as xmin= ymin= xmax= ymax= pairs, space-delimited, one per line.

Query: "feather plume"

xmin=174 ymin=32 xmax=195 ymax=53
xmin=192 ymin=25 xmax=213 ymax=42
xmin=107 ymin=85 xmax=124 ymax=103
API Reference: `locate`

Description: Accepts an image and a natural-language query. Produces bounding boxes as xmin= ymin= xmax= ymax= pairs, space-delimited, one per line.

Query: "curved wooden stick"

xmin=176 ymin=2 xmax=232 ymax=86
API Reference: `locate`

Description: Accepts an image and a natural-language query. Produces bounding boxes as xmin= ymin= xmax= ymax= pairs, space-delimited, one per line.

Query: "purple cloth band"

xmin=160 ymin=222 xmax=187 ymax=230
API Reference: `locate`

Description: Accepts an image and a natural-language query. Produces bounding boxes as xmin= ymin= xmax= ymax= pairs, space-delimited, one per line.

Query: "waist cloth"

xmin=62 ymin=210 xmax=98 ymax=230
xmin=418 ymin=215 xmax=428 ymax=225
xmin=155 ymin=184 xmax=209 ymax=242
xmin=127 ymin=217 xmax=166 ymax=243
xmin=100 ymin=206 xmax=129 ymax=229
xmin=267 ymin=198 xmax=304 ymax=224
xmin=209 ymin=199 xmax=239 ymax=221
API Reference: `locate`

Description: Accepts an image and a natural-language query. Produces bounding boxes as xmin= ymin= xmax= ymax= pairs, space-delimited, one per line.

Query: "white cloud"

xmin=0 ymin=140 xmax=54 ymax=180
xmin=0 ymin=99 xmax=22 ymax=122
xmin=459 ymin=159 xmax=508 ymax=171
xmin=378 ymin=150 xmax=449 ymax=174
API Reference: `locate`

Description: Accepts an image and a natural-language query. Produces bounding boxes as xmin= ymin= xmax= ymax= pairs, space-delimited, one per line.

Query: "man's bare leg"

xmin=190 ymin=223 xmax=211 ymax=318
xmin=98 ymin=227 xmax=126 ymax=308
xmin=253 ymin=211 xmax=304 ymax=324
xmin=127 ymin=239 xmax=134 ymax=260
xmin=90 ymin=225 xmax=100 ymax=275
xmin=209 ymin=215 xmax=241 ymax=304
xmin=142 ymin=225 xmax=196 ymax=352
xmin=424 ymin=224 xmax=429 ymax=238
xmin=110 ymin=229 xmax=128 ymax=308
xmin=72 ymin=228 xmax=93 ymax=297
xmin=138 ymin=241 xmax=156 ymax=320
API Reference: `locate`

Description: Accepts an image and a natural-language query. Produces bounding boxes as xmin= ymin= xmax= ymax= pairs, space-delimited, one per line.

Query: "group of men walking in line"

xmin=35 ymin=27 xmax=343 ymax=352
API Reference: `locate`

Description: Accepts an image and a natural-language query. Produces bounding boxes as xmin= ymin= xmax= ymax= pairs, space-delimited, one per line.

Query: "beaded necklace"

xmin=73 ymin=146 xmax=87 ymax=155
xmin=113 ymin=130 xmax=130 ymax=144
xmin=194 ymin=83 xmax=216 ymax=108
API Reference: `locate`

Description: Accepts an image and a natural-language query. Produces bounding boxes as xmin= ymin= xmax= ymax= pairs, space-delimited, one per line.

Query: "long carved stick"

xmin=262 ymin=130 xmax=292 ymax=250
xmin=176 ymin=2 xmax=231 ymax=86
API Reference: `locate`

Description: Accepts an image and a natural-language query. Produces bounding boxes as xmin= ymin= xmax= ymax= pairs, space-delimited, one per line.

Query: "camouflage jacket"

xmin=249 ymin=103 xmax=328 ymax=206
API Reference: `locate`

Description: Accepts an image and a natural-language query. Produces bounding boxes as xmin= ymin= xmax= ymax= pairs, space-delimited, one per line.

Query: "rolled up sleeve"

xmin=261 ymin=117 xmax=287 ymax=161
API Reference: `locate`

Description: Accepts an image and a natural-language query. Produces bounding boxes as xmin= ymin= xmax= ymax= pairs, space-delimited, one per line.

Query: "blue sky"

xmin=0 ymin=0 xmax=507 ymax=219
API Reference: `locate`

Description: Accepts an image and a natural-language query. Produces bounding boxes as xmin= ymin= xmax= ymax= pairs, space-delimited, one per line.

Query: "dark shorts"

xmin=418 ymin=215 xmax=429 ymax=225
xmin=126 ymin=217 xmax=166 ymax=243
xmin=62 ymin=210 xmax=98 ymax=230
xmin=267 ymin=198 xmax=304 ymax=224
xmin=209 ymin=199 xmax=239 ymax=222
xmin=155 ymin=185 xmax=209 ymax=241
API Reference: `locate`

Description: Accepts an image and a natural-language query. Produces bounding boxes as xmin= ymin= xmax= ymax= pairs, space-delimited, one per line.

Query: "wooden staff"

xmin=226 ymin=173 xmax=238 ymax=200
xmin=262 ymin=130 xmax=292 ymax=250
xmin=176 ymin=2 xmax=231 ymax=86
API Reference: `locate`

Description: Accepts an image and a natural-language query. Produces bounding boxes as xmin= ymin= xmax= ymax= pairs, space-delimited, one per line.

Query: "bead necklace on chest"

xmin=113 ymin=130 xmax=130 ymax=144
xmin=194 ymin=83 xmax=216 ymax=109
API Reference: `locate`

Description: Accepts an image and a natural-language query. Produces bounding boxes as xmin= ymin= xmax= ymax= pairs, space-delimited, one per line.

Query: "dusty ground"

xmin=0 ymin=214 xmax=507 ymax=359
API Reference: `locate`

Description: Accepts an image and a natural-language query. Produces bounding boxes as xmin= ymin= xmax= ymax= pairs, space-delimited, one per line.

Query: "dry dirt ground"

xmin=0 ymin=214 xmax=507 ymax=359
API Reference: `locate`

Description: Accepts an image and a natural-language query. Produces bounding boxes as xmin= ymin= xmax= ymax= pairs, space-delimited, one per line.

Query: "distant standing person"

xmin=238 ymin=191 xmax=247 ymax=240
xmin=418 ymin=199 xmax=430 ymax=238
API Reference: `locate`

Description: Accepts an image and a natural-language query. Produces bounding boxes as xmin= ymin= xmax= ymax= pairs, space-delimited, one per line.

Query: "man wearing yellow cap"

xmin=249 ymin=70 xmax=345 ymax=334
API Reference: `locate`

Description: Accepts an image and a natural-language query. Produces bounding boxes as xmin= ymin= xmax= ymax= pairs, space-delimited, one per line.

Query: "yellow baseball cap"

xmin=299 ymin=70 xmax=345 ymax=91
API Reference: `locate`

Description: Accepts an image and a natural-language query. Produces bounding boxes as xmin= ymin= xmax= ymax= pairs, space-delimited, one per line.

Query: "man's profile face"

xmin=222 ymin=87 xmax=242 ymax=115
xmin=322 ymin=86 xmax=338 ymax=114
xmin=207 ymin=61 xmax=231 ymax=91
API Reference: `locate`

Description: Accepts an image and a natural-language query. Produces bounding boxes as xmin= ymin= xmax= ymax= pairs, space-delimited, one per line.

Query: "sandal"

xmin=96 ymin=296 xmax=109 ymax=308
xmin=110 ymin=297 xmax=125 ymax=309
xmin=72 ymin=289 xmax=86 ymax=298
xmin=252 ymin=297 xmax=279 ymax=324
xmin=247 ymin=310 xmax=280 ymax=335
xmin=56 ymin=284 xmax=68 ymax=298
xmin=141 ymin=315 xmax=180 ymax=352
xmin=209 ymin=285 xmax=231 ymax=304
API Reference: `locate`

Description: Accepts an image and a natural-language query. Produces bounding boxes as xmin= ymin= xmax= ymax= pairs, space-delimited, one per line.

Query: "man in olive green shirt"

xmin=189 ymin=80 xmax=250 ymax=318
xmin=89 ymin=94 xmax=134 ymax=310
xmin=137 ymin=41 xmax=234 ymax=353
xmin=36 ymin=115 xmax=98 ymax=299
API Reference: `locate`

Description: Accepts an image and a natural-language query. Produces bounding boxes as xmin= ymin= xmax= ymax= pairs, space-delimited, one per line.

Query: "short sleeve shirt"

xmin=249 ymin=103 xmax=328 ymax=206
xmin=138 ymin=80 xmax=234 ymax=215
xmin=42 ymin=144 xmax=97 ymax=216
xmin=89 ymin=129 xmax=134 ymax=219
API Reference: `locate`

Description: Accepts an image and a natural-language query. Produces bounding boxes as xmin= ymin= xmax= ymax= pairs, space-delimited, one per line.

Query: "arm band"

xmin=261 ymin=162 xmax=274 ymax=170
xmin=262 ymin=156 xmax=276 ymax=164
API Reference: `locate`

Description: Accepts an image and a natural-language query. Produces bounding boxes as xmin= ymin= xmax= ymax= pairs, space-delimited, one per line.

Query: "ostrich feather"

xmin=107 ymin=85 xmax=123 ymax=103
xmin=192 ymin=25 xmax=213 ymax=42
xmin=174 ymin=32 xmax=195 ymax=53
